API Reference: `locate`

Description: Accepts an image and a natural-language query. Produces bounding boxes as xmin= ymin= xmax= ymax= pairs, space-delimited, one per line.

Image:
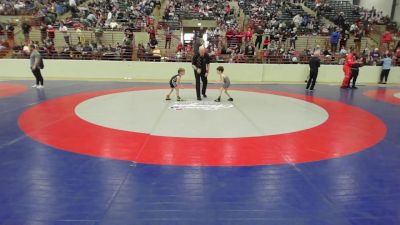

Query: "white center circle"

xmin=75 ymin=89 xmax=329 ymax=138
xmin=394 ymin=92 xmax=400 ymax=99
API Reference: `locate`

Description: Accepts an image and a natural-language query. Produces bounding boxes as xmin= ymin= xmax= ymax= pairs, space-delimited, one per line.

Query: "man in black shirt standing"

xmin=255 ymin=26 xmax=263 ymax=49
xmin=306 ymin=50 xmax=321 ymax=91
xmin=192 ymin=46 xmax=210 ymax=100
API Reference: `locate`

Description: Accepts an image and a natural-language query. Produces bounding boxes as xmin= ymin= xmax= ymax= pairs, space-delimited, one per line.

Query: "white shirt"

xmin=59 ymin=25 xmax=68 ymax=36
xmin=69 ymin=0 xmax=76 ymax=7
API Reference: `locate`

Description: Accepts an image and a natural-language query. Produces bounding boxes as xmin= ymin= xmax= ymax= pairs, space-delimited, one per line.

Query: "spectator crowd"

xmin=0 ymin=0 xmax=399 ymax=66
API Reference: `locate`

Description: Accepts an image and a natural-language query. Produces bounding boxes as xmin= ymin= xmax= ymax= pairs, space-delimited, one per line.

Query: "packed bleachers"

xmin=305 ymin=0 xmax=392 ymax=25
xmin=239 ymin=0 xmax=320 ymax=34
xmin=0 ymin=0 xmax=399 ymax=66
xmin=163 ymin=0 xmax=238 ymax=30
xmin=0 ymin=0 xmax=85 ymax=16
xmin=34 ymin=0 xmax=157 ymax=32
xmin=12 ymin=39 xmax=133 ymax=61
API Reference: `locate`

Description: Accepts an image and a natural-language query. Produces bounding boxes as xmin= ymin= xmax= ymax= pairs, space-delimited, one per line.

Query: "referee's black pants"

xmin=379 ymin=69 xmax=390 ymax=83
xmin=255 ymin=37 xmax=262 ymax=49
xmin=350 ymin=70 xmax=359 ymax=87
xmin=194 ymin=70 xmax=208 ymax=98
xmin=32 ymin=68 xmax=44 ymax=85
xmin=306 ymin=70 xmax=318 ymax=90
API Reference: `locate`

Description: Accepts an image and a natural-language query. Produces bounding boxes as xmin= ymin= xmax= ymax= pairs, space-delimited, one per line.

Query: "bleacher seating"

xmin=305 ymin=0 xmax=359 ymax=22
xmin=0 ymin=0 xmax=398 ymax=65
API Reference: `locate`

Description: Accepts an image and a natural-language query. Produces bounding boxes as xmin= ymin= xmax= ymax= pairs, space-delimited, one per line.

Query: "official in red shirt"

xmin=341 ymin=49 xmax=356 ymax=88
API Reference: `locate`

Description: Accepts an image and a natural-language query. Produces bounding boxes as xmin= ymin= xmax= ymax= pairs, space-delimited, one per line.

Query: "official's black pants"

xmin=194 ymin=70 xmax=208 ymax=98
xmin=32 ymin=68 xmax=44 ymax=85
xmin=350 ymin=70 xmax=359 ymax=87
xmin=306 ymin=70 xmax=318 ymax=90
xmin=255 ymin=37 xmax=262 ymax=49
xmin=380 ymin=69 xmax=390 ymax=83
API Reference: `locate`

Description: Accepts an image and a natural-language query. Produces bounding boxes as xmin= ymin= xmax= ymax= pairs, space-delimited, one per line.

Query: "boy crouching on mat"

xmin=215 ymin=66 xmax=233 ymax=102
xmin=166 ymin=68 xmax=185 ymax=101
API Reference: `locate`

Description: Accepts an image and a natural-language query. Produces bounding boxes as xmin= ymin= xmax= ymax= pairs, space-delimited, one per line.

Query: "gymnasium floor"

xmin=0 ymin=80 xmax=399 ymax=225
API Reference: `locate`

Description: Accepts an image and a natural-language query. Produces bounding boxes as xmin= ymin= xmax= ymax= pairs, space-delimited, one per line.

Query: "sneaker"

xmin=32 ymin=85 xmax=37 ymax=88
xmin=202 ymin=94 xmax=207 ymax=98
xmin=197 ymin=97 xmax=202 ymax=101
xmin=214 ymin=97 xmax=221 ymax=102
xmin=37 ymin=85 xmax=44 ymax=89
xmin=351 ymin=86 xmax=358 ymax=89
xmin=309 ymin=89 xmax=315 ymax=92
xmin=177 ymin=96 xmax=182 ymax=101
xmin=165 ymin=95 xmax=171 ymax=100
xmin=227 ymin=98 xmax=233 ymax=101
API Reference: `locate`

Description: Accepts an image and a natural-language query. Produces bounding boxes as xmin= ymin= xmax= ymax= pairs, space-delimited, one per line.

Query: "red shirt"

xmin=176 ymin=42 xmax=183 ymax=52
xmin=186 ymin=44 xmax=192 ymax=52
xmin=146 ymin=16 xmax=151 ymax=25
xmin=149 ymin=28 xmax=156 ymax=39
xmin=236 ymin=31 xmax=244 ymax=43
xmin=344 ymin=53 xmax=354 ymax=67
xmin=47 ymin=28 xmax=55 ymax=39
xmin=226 ymin=30 xmax=233 ymax=40
xmin=263 ymin=38 xmax=270 ymax=45
xmin=382 ymin=32 xmax=393 ymax=43
xmin=225 ymin=5 xmax=231 ymax=14
xmin=245 ymin=31 xmax=253 ymax=41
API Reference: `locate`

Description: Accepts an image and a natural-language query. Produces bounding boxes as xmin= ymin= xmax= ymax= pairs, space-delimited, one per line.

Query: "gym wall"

xmin=0 ymin=59 xmax=399 ymax=84
xmin=357 ymin=0 xmax=394 ymax=20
